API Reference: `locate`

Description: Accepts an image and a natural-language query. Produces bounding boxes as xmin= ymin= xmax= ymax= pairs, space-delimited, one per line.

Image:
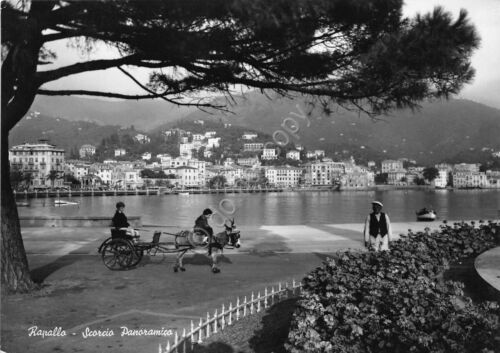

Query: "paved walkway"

xmin=2 ymin=221 xmax=498 ymax=353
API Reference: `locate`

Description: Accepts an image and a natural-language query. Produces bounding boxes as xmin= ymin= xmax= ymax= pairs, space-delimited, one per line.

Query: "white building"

xmin=304 ymin=160 xmax=345 ymax=186
xmin=286 ymin=150 xmax=300 ymax=160
xmin=192 ymin=134 xmax=204 ymax=141
xmin=452 ymin=171 xmax=489 ymax=188
xmin=179 ymin=143 xmax=195 ymax=159
xmin=205 ymin=131 xmax=217 ymax=138
xmin=206 ymin=137 xmax=221 ymax=149
xmin=142 ymin=152 xmax=152 ymax=160
xmin=9 ymin=140 xmax=65 ymax=188
xmin=90 ymin=164 xmax=113 ymax=185
xmin=242 ymin=132 xmax=258 ymax=140
xmin=261 ymin=148 xmax=278 ymax=160
xmin=237 ymin=157 xmax=260 ymax=167
xmin=114 ymin=148 xmax=126 ymax=157
xmin=134 ymin=133 xmax=151 ymax=144
xmin=79 ymin=144 xmax=96 ymax=158
xmin=174 ymin=166 xmax=201 ymax=187
xmin=339 ymin=171 xmax=375 ymax=190
xmin=264 ymin=166 xmax=302 ymax=187
xmin=434 ymin=169 xmax=449 ymax=188
xmin=381 ymin=160 xmax=405 ymax=173
xmin=243 ymin=143 xmax=264 ymax=152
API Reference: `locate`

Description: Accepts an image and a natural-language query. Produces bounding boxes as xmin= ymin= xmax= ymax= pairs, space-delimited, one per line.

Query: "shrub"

xmin=286 ymin=222 xmax=500 ymax=353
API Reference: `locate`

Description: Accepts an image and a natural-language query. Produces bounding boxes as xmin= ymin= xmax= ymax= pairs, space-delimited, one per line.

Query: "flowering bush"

xmin=286 ymin=221 xmax=500 ymax=353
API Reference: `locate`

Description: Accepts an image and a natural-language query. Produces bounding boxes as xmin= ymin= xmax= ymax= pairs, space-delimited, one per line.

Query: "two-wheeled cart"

xmin=97 ymin=229 xmax=206 ymax=270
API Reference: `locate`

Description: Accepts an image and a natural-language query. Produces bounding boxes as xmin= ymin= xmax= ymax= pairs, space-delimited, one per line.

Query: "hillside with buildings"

xmin=9 ymin=111 xmax=500 ymax=192
xmin=176 ymin=93 xmax=500 ymax=165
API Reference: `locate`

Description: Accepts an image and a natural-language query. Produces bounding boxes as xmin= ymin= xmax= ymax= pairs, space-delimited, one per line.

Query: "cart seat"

xmin=152 ymin=231 xmax=161 ymax=244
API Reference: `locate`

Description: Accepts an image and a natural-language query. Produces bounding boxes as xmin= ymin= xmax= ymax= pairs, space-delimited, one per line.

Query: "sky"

xmin=43 ymin=0 xmax=500 ymax=109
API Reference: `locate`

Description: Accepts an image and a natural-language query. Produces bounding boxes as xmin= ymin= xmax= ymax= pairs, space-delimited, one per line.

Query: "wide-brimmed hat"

xmin=372 ymin=201 xmax=383 ymax=207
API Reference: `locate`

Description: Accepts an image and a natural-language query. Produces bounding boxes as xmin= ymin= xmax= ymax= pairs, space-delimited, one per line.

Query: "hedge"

xmin=286 ymin=221 xmax=500 ymax=353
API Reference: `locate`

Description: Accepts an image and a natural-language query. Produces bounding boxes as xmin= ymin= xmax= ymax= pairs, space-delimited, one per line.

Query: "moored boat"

xmin=55 ymin=200 xmax=79 ymax=206
xmin=416 ymin=208 xmax=437 ymax=221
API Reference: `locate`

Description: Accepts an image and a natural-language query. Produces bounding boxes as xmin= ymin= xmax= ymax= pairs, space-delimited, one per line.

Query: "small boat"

xmin=16 ymin=201 xmax=29 ymax=207
xmin=416 ymin=208 xmax=437 ymax=221
xmin=178 ymin=192 xmax=190 ymax=196
xmin=55 ymin=200 xmax=79 ymax=206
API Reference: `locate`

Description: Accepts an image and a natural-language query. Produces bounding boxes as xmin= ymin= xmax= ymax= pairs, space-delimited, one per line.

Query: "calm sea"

xmin=18 ymin=189 xmax=500 ymax=227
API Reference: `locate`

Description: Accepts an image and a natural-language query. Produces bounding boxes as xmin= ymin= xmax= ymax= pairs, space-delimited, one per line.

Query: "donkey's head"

xmin=224 ymin=218 xmax=241 ymax=248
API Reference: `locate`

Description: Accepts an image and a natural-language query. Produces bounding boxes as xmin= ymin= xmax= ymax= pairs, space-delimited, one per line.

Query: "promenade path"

xmin=1 ymin=221 xmax=497 ymax=353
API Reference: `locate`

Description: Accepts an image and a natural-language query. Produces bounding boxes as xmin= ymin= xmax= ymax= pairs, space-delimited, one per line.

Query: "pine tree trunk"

xmin=1 ymin=128 xmax=36 ymax=293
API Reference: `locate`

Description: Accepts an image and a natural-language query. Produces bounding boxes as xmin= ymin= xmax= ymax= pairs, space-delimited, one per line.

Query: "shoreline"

xmin=14 ymin=185 xmax=499 ymax=199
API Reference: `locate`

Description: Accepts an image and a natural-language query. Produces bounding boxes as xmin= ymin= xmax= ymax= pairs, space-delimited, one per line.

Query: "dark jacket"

xmin=194 ymin=215 xmax=213 ymax=236
xmin=112 ymin=211 xmax=130 ymax=229
xmin=369 ymin=212 xmax=388 ymax=237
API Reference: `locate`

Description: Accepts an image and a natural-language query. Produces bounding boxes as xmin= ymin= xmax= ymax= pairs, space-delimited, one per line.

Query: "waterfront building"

xmin=79 ymin=144 xmax=96 ymax=158
xmin=114 ymin=148 xmax=126 ymax=157
xmin=486 ymin=171 xmax=500 ymax=188
xmin=112 ymin=169 xmax=143 ymax=190
xmin=304 ymin=160 xmax=344 ymax=186
xmin=9 ymin=140 xmax=65 ymax=188
xmin=435 ymin=163 xmax=453 ymax=172
xmin=241 ymin=166 xmax=262 ymax=182
xmin=453 ymin=163 xmax=480 ymax=173
xmin=188 ymin=159 xmax=206 ymax=184
xmin=434 ymin=169 xmax=449 ymax=188
xmin=387 ymin=171 xmax=407 ymax=185
xmin=381 ymin=159 xmax=404 ymax=173
xmin=286 ymin=150 xmax=300 ymax=161
xmin=89 ymin=163 xmax=113 ymax=185
xmin=81 ymin=174 xmax=103 ymax=189
xmin=452 ymin=171 xmax=488 ymax=188
xmin=261 ymin=148 xmax=278 ymax=160
xmin=173 ymin=166 xmax=201 ymax=187
xmin=339 ymin=171 xmax=375 ymax=190
xmin=243 ymin=143 xmax=264 ymax=152
xmin=242 ymin=132 xmax=258 ymax=140
xmin=264 ymin=166 xmax=302 ymax=187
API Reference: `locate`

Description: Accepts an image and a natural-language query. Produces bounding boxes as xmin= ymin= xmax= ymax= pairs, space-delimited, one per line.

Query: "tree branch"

xmin=37 ymin=89 xmax=165 ymax=100
xmin=35 ymin=54 xmax=143 ymax=85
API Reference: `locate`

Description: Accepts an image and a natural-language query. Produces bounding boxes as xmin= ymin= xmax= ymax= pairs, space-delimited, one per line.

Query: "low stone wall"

xmin=19 ymin=216 xmax=141 ymax=228
xmin=474 ymin=247 xmax=500 ymax=301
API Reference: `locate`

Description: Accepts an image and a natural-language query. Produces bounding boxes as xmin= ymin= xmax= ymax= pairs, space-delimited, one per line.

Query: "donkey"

xmin=173 ymin=219 xmax=241 ymax=273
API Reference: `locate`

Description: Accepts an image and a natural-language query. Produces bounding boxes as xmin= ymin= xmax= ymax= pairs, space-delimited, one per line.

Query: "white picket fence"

xmin=160 ymin=279 xmax=303 ymax=353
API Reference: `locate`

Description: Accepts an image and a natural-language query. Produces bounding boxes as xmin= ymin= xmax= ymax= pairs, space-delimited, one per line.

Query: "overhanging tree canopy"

xmin=1 ymin=0 xmax=479 ymax=292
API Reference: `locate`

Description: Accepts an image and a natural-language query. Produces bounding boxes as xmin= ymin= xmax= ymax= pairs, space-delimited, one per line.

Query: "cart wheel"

xmin=128 ymin=248 xmax=144 ymax=268
xmin=101 ymin=239 xmax=134 ymax=270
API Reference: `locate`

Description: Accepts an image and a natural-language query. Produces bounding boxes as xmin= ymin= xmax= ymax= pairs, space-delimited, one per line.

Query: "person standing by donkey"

xmin=363 ymin=201 xmax=392 ymax=251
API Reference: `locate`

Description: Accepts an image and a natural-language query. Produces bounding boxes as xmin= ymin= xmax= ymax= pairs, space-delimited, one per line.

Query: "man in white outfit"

xmin=363 ymin=201 xmax=392 ymax=251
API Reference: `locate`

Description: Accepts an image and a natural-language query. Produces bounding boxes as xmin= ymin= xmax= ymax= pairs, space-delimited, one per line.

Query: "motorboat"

xmin=16 ymin=201 xmax=29 ymax=207
xmin=55 ymin=200 xmax=79 ymax=206
xmin=178 ymin=192 xmax=190 ymax=196
xmin=416 ymin=208 xmax=437 ymax=221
